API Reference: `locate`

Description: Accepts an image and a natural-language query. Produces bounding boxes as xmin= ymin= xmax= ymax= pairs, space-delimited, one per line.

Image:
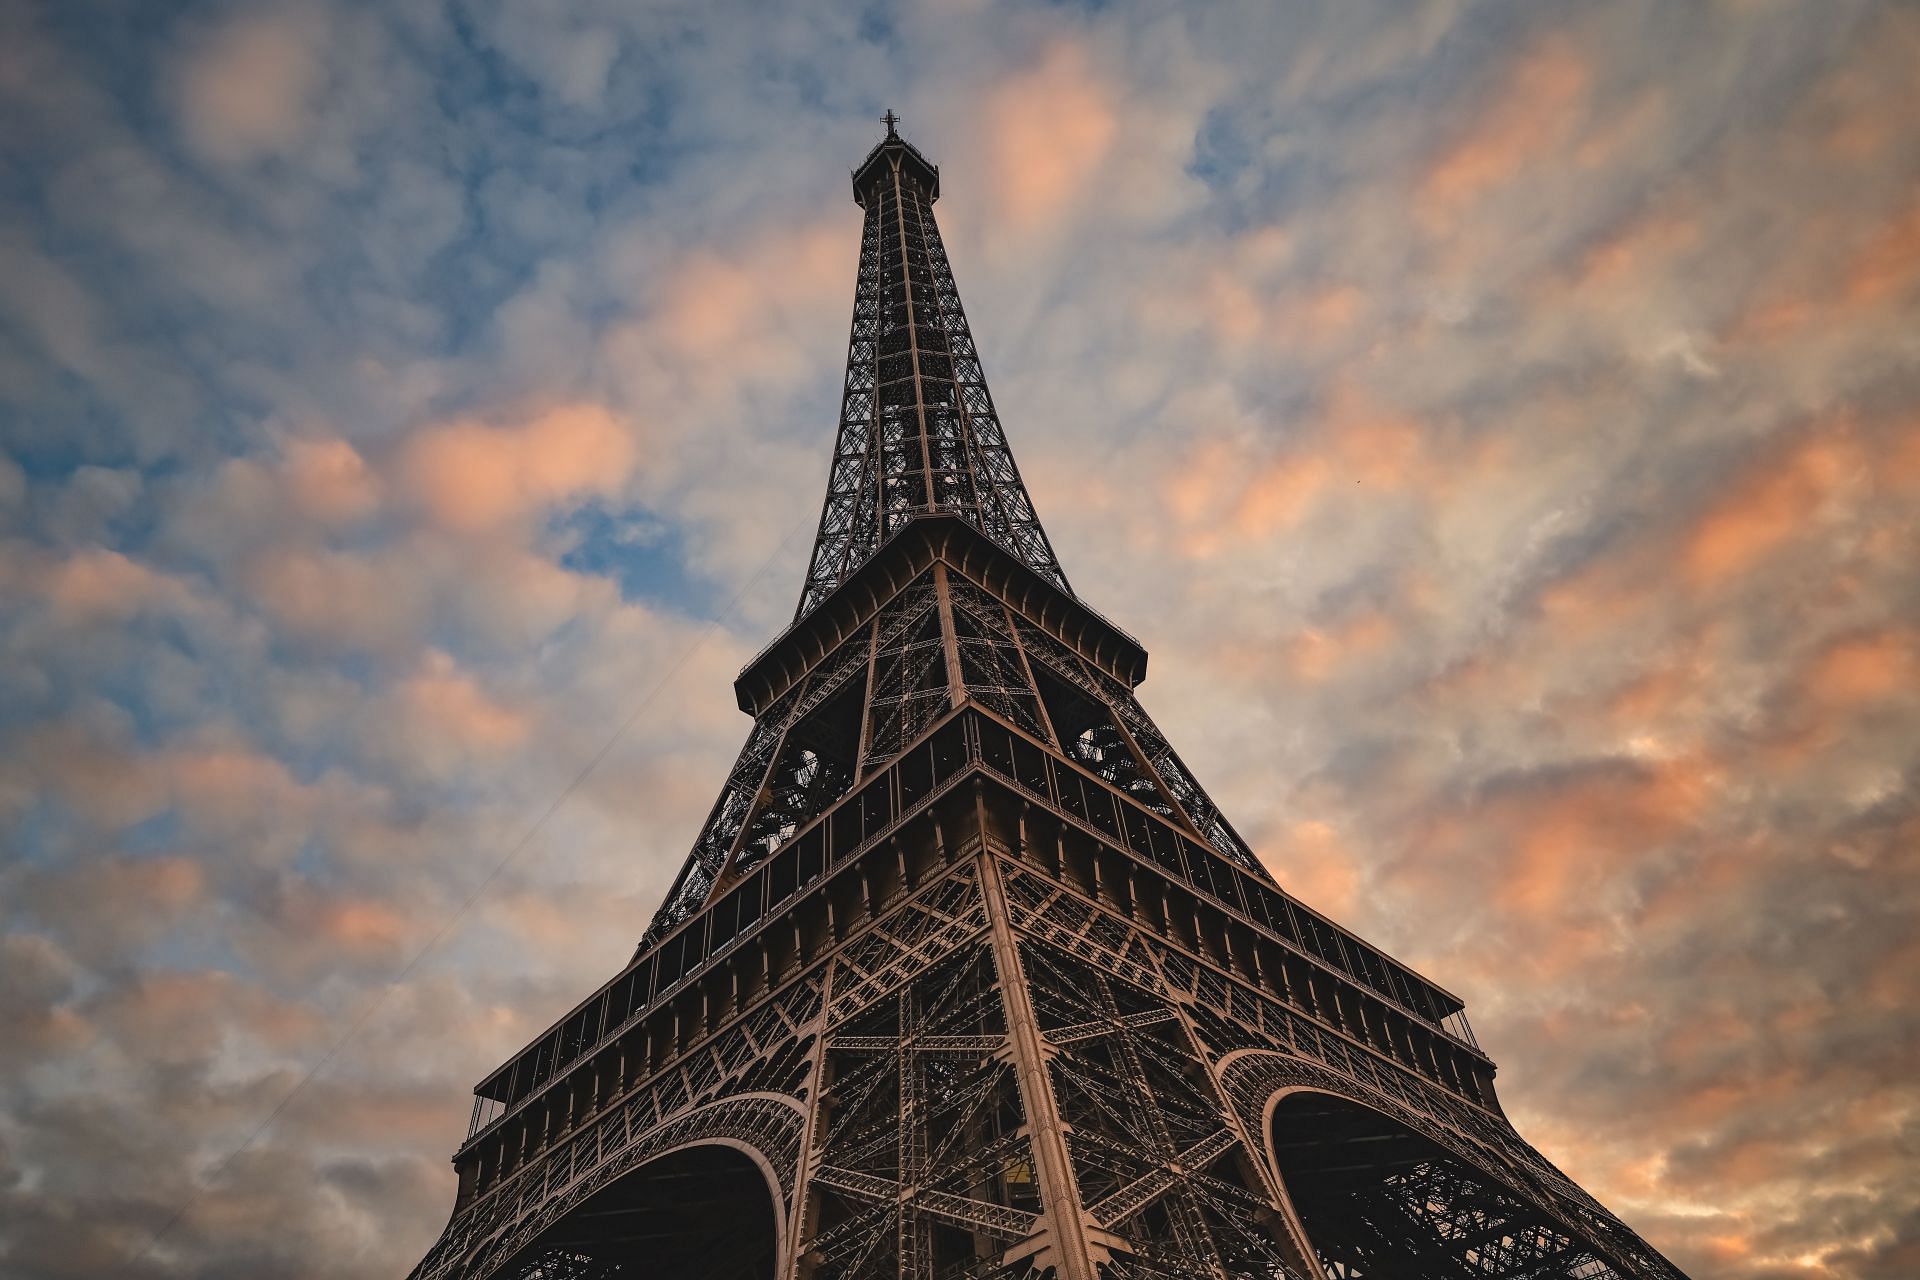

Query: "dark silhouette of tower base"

xmin=410 ymin=123 xmax=1689 ymax=1280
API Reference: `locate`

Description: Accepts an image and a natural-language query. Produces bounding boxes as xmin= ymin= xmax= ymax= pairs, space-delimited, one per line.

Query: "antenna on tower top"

xmin=882 ymin=108 xmax=900 ymax=138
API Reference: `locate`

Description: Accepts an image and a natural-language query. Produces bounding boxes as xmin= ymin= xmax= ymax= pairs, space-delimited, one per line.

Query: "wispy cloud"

xmin=0 ymin=1 xmax=1914 ymax=1277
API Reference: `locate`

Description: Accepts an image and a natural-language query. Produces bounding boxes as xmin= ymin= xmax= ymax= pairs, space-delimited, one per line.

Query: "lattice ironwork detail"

xmin=649 ymin=699 xmax=796 ymax=937
xmin=415 ymin=964 xmax=827 ymax=1280
xmin=826 ymin=865 xmax=988 ymax=1023
xmin=646 ymin=627 xmax=873 ymax=938
xmin=412 ymin=123 xmax=1691 ymax=1280
xmin=1017 ymin=936 xmax=1308 ymax=1279
xmin=863 ymin=573 xmax=951 ymax=773
xmin=1306 ymin=1155 xmax=1623 ymax=1280
xmin=419 ymin=1094 xmax=809 ymax=1280
xmin=804 ymin=913 xmax=1045 ymax=1280
xmin=947 ymin=574 xmax=1052 ymax=743
xmin=797 ymin=131 xmax=1066 ymax=619
xmin=1221 ymin=1054 xmax=1686 ymax=1280
xmin=1012 ymin=617 xmax=1266 ymax=879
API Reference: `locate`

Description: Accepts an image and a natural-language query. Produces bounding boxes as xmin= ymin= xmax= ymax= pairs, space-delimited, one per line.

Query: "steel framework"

xmin=410 ymin=122 xmax=1691 ymax=1280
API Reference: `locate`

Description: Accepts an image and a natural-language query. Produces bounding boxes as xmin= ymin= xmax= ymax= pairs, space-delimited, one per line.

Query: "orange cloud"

xmin=18 ymin=855 xmax=209 ymax=958
xmin=175 ymin=8 xmax=328 ymax=164
xmin=657 ymin=254 xmax=766 ymax=359
xmin=1885 ymin=418 xmax=1920 ymax=493
xmin=1634 ymin=843 xmax=1756 ymax=937
xmin=1146 ymin=269 xmax=1364 ymax=359
xmin=1284 ymin=611 xmax=1394 ymax=684
xmin=1298 ymin=284 xmax=1363 ymax=339
xmin=1863 ymin=926 xmax=1920 ymax=1011
xmin=400 ymin=403 xmax=638 ymax=533
xmin=1163 ymin=438 xmax=1228 ymax=525
xmin=1134 ymin=228 xmax=1299 ymax=351
xmin=98 ymin=969 xmax=323 ymax=1060
xmin=1164 ymin=438 xmax=1329 ymax=558
xmin=306 ymin=894 xmax=412 ymax=957
xmin=1603 ymin=655 xmax=1705 ymax=735
xmin=591 ymin=217 xmax=853 ymax=459
xmin=95 ymin=854 xmax=205 ymax=912
xmin=38 ymin=547 xmax=195 ymax=625
xmin=1801 ymin=628 xmax=1916 ymax=708
xmin=1575 ymin=208 xmax=1699 ymax=290
xmin=1420 ymin=37 xmax=1590 ymax=217
xmin=1403 ymin=755 xmax=1718 ymax=923
xmin=1844 ymin=188 xmax=1920 ymax=305
xmin=1259 ymin=283 xmax=1369 ymax=352
xmin=1515 ymin=624 xmax=1726 ymax=769
xmin=1321 ymin=383 xmax=1430 ymax=489
xmin=1163 ymin=383 xmax=1436 ymax=556
xmin=1727 ymin=189 xmax=1920 ymax=347
xmin=10 ymin=723 xmax=169 ymax=831
xmin=1233 ymin=453 xmax=1332 ymax=538
xmin=167 ymin=742 xmax=309 ymax=828
xmin=279 ymin=1082 xmax=460 ymax=1150
xmin=981 ymin=43 xmax=1118 ymax=232
xmin=1185 ymin=272 xmax=1264 ymax=347
xmin=393 ymin=650 xmax=533 ymax=758
xmin=282 ymin=437 xmax=380 ymax=525
xmin=1271 ymin=820 xmax=1363 ymax=918
xmin=480 ymin=883 xmax=651 ymax=955
xmin=243 ymin=543 xmax=426 ymax=653
xmin=1571 ymin=86 xmax=1668 ymax=173
xmin=653 ymin=222 xmax=844 ymax=362
xmin=1682 ymin=426 xmax=1862 ymax=584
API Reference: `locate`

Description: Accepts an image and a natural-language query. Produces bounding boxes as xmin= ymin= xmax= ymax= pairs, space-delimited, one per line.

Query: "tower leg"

xmin=979 ymin=818 xmax=1103 ymax=1280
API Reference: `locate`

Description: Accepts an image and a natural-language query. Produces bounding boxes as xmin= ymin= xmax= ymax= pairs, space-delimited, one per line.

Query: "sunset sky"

xmin=2 ymin=2 xmax=1917 ymax=1277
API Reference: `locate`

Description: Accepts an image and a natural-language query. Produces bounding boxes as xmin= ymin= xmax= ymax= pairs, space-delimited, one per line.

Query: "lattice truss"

xmin=796 ymin=142 xmax=1066 ymax=619
xmin=862 ymin=574 xmax=951 ymax=773
xmin=996 ymin=862 xmax=1683 ymax=1280
xmin=705 ymin=861 xmax=1040 ymax=1280
xmin=645 ymin=126 xmax=1268 ymax=937
xmin=1216 ymin=1046 xmax=1684 ymax=1280
xmin=506 ymin=1143 xmax=783 ymax=1280
xmin=1007 ymin=616 xmax=1266 ymax=880
xmin=645 ymin=619 xmax=872 ymax=940
xmin=1018 ymin=940 xmax=1305 ymax=1280
xmin=646 ymin=562 xmax=1279 ymax=941
xmin=645 ymin=574 xmax=939 ymax=941
xmin=466 ymin=1089 xmax=808 ymax=1280
xmin=417 ymin=126 xmax=1694 ymax=1280
xmin=1292 ymin=1155 xmax=1623 ymax=1280
xmin=945 ymin=576 xmax=1050 ymax=742
xmin=417 ymin=959 xmax=822 ymax=1280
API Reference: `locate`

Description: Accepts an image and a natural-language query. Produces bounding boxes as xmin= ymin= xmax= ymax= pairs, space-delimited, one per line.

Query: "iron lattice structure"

xmin=411 ymin=124 xmax=1691 ymax=1280
xmin=793 ymin=125 xmax=1066 ymax=621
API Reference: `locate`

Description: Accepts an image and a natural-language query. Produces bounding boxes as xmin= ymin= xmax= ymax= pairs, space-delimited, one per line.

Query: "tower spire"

xmin=797 ymin=123 xmax=1068 ymax=620
xmin=636 ymin=128 xmax=1269 ymax=944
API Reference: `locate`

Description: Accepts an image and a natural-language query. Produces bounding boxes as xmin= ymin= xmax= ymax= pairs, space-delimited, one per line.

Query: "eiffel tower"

xmin=409 ymin=120 xmax=1689 ymax=1280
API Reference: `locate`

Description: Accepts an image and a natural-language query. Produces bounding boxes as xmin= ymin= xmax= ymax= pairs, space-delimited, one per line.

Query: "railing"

xmin=463 ymin=714 xmax=979 ymax=1144
xmin=462 ymin=705 xmax=1485 ymax=1147
xmin=1444 ymin=1008 xmax=1480 ymax=1049
xmin=961 ymin=709 xmax=1483 ymax=1055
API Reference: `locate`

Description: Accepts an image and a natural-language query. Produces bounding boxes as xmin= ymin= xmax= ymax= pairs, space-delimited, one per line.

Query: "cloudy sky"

xmin=2 ymin=1 xmax=1916 ymax=1276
